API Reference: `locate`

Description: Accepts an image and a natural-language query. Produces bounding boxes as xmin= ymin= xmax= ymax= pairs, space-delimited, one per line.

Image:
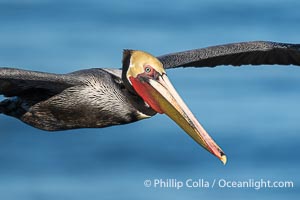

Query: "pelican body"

xmin=1 ymin=41 xmax=300 ymax=164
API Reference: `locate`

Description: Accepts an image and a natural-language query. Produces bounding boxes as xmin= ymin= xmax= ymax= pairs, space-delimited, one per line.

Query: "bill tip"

xmin=220 ymin=155 xmax=227 ymax=165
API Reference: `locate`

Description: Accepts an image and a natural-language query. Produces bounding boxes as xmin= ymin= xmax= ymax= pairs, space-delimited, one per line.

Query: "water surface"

xmin=0 ymin=0 xmax=299 ymax=199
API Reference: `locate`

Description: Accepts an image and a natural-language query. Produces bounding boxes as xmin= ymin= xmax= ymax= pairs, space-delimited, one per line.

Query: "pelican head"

xmin=122 ymin=50 xmax=227 ymax=164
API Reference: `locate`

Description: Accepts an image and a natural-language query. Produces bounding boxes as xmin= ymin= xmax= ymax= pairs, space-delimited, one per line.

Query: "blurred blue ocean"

xmin=0 ymin=0 xmax=300 ymax=199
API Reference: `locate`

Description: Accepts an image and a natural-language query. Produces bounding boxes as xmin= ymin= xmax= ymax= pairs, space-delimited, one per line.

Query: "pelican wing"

xmin=0 ymin=68 xmax=82 ymax=97
xmin=158 ymin=41 xmax=300 ymax=69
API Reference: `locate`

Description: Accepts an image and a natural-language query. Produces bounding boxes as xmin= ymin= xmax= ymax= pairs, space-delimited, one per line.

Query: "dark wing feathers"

xmin=158 ymin=41 xmax=300 ymax=69
xmin=2 ymin=41 xmax=300 ymax=98
xmin=0 ymin=68 xmax=82 ymax=97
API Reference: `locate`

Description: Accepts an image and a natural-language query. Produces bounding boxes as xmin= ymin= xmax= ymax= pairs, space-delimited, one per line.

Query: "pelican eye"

xmin=145 ymin=66 xmax=152 ymax=73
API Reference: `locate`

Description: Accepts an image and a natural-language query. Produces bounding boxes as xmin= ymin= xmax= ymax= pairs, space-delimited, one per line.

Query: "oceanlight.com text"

xmin=143 ymin=178 xmax=294 ymax=190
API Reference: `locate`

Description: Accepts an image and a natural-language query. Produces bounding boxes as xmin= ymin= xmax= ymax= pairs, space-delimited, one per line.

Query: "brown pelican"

xmin=1 ymin=41 xmax=300 ymax=164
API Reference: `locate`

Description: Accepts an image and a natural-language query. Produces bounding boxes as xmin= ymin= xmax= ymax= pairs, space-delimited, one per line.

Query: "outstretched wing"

xmin=0 ymin=67 xmax=82 ymax=97
xmin=158 ymin=41 xmax=300 ymax=69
